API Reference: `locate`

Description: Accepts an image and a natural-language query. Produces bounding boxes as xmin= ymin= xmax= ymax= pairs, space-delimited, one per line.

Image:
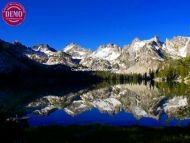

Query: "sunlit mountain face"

xmin=24 ymin=83 xmax=190 ymax=127
xmin=1 ymin=36 xmax=190 ymax=76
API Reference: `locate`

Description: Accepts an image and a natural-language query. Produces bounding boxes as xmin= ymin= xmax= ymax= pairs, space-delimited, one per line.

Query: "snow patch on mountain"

xmin=63 ymin=44 xmax=75 ymax=52
xmin=91 ymin=44 xmax=122 ymax=61
xmin=63 ymin=43 xmax=92 ymax=60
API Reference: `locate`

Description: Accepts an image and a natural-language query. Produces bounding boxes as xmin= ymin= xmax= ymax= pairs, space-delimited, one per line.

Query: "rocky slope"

xmin=80 ymin=37 xmax=164 ymax=74
xmin=27 ymin=44 xmax=77 ymax=67
xmin=0 ymin=40 xmax=35 ymax=75
xmin=120 ymin=36 xmax=164 ymax=74
xmin=163 ymin=36 xmax=190 ymax=58
xmin=80 ymin=44 xmax=122 ymax=71
xmin=0 ymin=39 xmax=90 ymax=80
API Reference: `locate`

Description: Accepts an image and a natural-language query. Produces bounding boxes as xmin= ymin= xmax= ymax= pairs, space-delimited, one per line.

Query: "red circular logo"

xmin=2 ymin=2 xmax=26 ymax=26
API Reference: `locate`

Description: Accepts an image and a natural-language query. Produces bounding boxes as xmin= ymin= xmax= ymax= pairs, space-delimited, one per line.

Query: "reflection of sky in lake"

xmin=27 ymin=108 xmax=190 ymax=127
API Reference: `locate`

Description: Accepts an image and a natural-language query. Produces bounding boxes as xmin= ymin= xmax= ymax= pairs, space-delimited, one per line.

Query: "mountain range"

xmin=0 ymin=36 xmax=190 ymax=75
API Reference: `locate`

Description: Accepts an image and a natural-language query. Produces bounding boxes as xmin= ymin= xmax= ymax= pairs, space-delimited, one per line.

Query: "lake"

xmin=1 ymin=82 xmax=190 ymax=127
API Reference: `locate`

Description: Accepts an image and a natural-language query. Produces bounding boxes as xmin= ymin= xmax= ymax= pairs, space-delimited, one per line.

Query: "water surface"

xmin=21 ymin=82 xmax=190 ymax=127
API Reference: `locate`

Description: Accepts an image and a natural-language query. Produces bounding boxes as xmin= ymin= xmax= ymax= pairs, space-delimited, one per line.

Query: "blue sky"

xmin=0 ymin=0 xmax=190 ymax=50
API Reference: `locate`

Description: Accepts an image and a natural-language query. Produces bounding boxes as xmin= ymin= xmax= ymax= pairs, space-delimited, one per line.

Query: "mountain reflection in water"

xmin=25 ymin=83 xmax=190 ymax=127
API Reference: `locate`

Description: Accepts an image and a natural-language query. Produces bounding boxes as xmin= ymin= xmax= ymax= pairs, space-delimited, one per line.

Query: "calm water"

xmin=1 ymin=82 xmax=190 ymax=127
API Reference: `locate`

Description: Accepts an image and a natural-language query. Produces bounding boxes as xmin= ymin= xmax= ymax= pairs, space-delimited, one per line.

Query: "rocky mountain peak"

xmin=63 ymin=43 xmax=92 ymax=60
xmin=163 ymin=36 xmax=190 ymax=58
xmin=128 ymin=38 xmax=145 ymax=54
xmin=10 ymin=40 xmax=29 ymax=54
xmin=91 ymin=43 xmax=122 ymax=61
xmin=13 ymin=40 xmax=21 ymax=44
xmin=165 ymin=36 xmax=190 ymax=47
xmin=98 ymin=43 xmax=120 ymax=50
xmin=63 ymin=43 xmax=79 ymax=52
xmin=13 ymin=40 xmax=27 ymax=48
xmin=32 ymin=44 xmax=57 ymax=56
xmin=129 ymin=36 xmax=162 ymax=52
xmin=149 ymin=36 xmax=160 ymax=42
xmin=132 ymin=38 xmax=141 ymax=43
